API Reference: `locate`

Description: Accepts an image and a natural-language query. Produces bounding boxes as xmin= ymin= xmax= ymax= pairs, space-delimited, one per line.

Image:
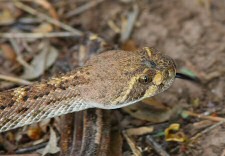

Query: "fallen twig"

xmin=0 ymin=32 xmax=81 ymax=38
xmin=123 ymin=130 xmax=142 ymax=156
xmin=190 ymin=120 xmax=225 ymax=142
xmin=183 ymin=110 xmax=225 ymax=122
xmin=146 ymin=135 xmax=170 ymax=156
xmin=16 ymin=142 xmax=47 ymax=154
xmin=0 ymin=74 xmax=32 ymax=85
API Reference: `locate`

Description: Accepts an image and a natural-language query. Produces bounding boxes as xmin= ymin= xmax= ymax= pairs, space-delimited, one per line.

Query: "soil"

xmin=0 ymin=0 xmax=224 ymax=155
xmin=83 ymin=0 xmax=225 ymax=155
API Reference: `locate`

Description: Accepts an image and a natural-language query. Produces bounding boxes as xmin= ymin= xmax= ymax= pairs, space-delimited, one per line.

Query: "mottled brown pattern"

xmin=0 ymin=68 xmax=90 ymax=131
xmin=0 ymin=47 xmax=176 ymax=132
xmin=0 ymin=90 xmax=16 ymax=110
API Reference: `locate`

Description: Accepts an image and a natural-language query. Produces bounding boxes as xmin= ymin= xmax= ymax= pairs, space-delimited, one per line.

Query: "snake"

xmin=0 ymin=47 xmax=176 ymax=132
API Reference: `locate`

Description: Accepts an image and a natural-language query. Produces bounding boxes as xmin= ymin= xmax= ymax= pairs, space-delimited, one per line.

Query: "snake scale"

xmin=0 ymin=47 xmax=176 ymax=132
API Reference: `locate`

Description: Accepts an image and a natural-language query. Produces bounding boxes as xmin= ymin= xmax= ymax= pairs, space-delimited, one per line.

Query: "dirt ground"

xmin=81 ymin=0 xmax=225 ymax=155
xmin=0 ymin=0 xmax=224 ymax=156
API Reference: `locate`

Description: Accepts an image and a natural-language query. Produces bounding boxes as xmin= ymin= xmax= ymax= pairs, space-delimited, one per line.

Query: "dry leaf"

xmin=0 ymin=9 xmax=15 ymax=25
xmin=165 ymin=123 xmax=187 ymax=142
xmin=41 ymin=128 xmax=60 ymax=156
xmin=0 ymin=43 xmax=17 ymax=61
xmin=21 ymin=44 xmax=58 ymax=80
xmin=126 ymin=126 xmax=154 ymax=136
xmin=33 ymin=23 xmax=53 ymax=33
xmin=39 ymin=119 xmax=51 ymax=133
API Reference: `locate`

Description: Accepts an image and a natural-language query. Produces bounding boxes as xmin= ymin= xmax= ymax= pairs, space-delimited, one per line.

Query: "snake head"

xmin=83 ymin=47 xmax=176 ymax=109
xmin=138 ymin=47 xmax=176 ymax=98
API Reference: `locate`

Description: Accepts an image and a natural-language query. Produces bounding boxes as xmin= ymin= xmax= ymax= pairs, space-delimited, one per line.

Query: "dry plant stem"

xmin=126 ymin=126 xmax=154 ymax=136
xmin=0 ymin=74 xmax=32 ymax=85
xmin=66 ymin=0 xmax=105 ymax=17
xmin=122 ymin=127 xmax=154 ymax=156
xmin=5 ymin=0 xmax=34 ymax=1
xmin=13 ymin=1 xmax=83 ymax=36
xmin=108 ymin=20 xmax=120 ymax=33
xmin=123 ymin=131 xmax=142 ymax=156
xmin=120 ymin=4 xmax=139 ymax=43
xmin=184 ymin=110 xmax=225 ymax=122
xmin=16 ymin=142 xmax=47 ymax=154
xmin=190 ymin=120 xmax=225 ymax=142
xmin=0 ymin=32 xmax=80 ymax=38
xmin=146 ymin=136 xmax=170 ymax=156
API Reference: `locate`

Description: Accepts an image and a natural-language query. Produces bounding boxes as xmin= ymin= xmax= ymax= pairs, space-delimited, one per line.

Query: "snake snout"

xmin=153 ymin=54 xmax=176 ymax=92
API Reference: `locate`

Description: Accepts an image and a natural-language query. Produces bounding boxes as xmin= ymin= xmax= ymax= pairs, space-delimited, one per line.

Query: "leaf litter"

xmin=0 ymin=0 xmax=224 ymax=155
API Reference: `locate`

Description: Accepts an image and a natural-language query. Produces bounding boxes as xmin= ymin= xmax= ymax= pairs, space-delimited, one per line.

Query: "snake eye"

xmin=139 ymin=75 xmax=151 ymax=84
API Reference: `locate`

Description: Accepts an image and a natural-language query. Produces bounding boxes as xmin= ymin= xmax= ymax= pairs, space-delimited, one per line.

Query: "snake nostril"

xmin=149 ymin=61 xmax=157 ymax=68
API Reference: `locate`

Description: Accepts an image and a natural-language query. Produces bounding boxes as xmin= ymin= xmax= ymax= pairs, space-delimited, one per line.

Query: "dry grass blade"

xmin=13 ymin=1 xmax=83 ymax=36
xmin=126 ymin=126 xmax=154 ymax=136
xmin=16 ymin=142 xmax=47 ymax=154
xmin=42 ymin=128 xmax=60 ymax=155
xmin=120 ymin=4 xmax=139 ymax=42
xmin=0 ymin=32 xmax=80 ymax=38
xmin=122 ymin=131 xmax=142 ymax=156
xmin=21 ymin=43 xmax=58 ymax=79
xmin=0 ymin=74 xmax=32 ymax=85
xmin=183 ymin=111 xmax=225 ymax=122
xmin=66 ymin=0 xmax=105 ymax=17
xmin=190 ymin=120 xmax=225 ymax=142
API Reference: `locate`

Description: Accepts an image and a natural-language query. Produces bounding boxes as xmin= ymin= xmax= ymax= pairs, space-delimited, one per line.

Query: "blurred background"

xmin=0 ymin=0 xmax=224 ymax=156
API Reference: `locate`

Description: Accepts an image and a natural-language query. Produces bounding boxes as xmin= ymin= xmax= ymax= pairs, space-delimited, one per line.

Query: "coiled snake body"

xmin=0 ymin=47 xmax=176 ymax=132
